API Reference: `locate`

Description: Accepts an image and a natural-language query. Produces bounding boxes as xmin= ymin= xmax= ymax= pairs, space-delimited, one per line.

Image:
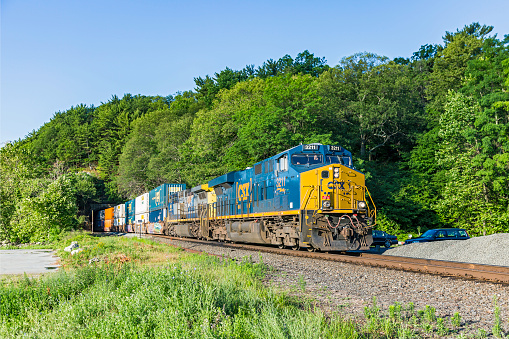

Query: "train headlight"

xmin=333 ymin=168 xmax=340 ymax=178
xmin=322 ymin=200 xmax=331 ymax=209
xmin=357 ymin=201 xmax=367 ymax=209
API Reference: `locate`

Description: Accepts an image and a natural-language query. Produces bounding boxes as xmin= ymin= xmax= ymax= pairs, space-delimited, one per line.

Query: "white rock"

xmin=65 ymin=241 xmax=79 ymax=252
xmin=71 ymin=248 xmax=83 ymax=255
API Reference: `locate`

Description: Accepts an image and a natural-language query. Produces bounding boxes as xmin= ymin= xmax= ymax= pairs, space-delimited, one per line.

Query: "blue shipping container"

xmin=149 ymin=209 xmax=165 ymax=223
xmin=149 ymin=184 xmax=167 ymax=212
xmin=126 ymin=199 xmax=135 ymax=216
xmin=149 ymin=184 xmax=186 ymax=212
xmin=126 ymin=199 xmax=135 ymax=225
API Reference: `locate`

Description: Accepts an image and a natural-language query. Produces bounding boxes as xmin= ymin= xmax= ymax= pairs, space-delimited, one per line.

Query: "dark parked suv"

xmin=372 ymin=230 xmax=398 ymax=248
xmin=404 ymin=228 xmax=469 ymax=244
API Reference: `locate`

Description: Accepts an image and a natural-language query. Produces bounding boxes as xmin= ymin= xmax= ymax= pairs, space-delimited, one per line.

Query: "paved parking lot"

xmin=0 ymin=249 xmax=60 ymax=275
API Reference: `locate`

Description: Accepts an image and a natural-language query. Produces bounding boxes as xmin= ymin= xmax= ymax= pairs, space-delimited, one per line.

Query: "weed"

xmin=452 ymin=311 xmax=462 ymax=329
xmin=421 ymin=321 xmax=433 ymax=334
xmin=437 ymin=317 xmax=449 ymax=336
xmin=364 ymin=296 xmax=380 ymax=319
xmin=493 ymin=295 xmax=505 ymax=338
xmin=424 ymin=305 xmax=436 ymax=323
xmin=406 ymin=301 xmax=415 ymax=318
xmin=397 ymin=324 xmax=416 ymax=339
xmin=363 ymin=296 xmax=381 ymax=333
xmin=389 ymin=302 xmax=402 ymax=321
xmin=477 ymin=328 xmax=488 ymax=338
xmin=297 ymin=274 xmax=306 ymax=292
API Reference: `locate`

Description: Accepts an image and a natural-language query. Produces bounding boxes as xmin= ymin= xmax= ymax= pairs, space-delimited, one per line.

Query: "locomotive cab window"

xmin=291 ymin=154 xmax=323 ymax=165
xmin=277 ymin=155 xmax=288 ymax=172
xmin=326 ymin=155 xmax=351 ymax=167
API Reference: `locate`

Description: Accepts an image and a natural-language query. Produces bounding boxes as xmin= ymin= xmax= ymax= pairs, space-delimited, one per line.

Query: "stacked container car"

xmin=104 ymin=207 xmax=114 ymax=232
xmin=126 ymin=199 xmax=135 ymax=232
xmin=135 ymin=193 xmax=149 ymax=233
xmin=148 ymin=184 xmax=166 ymax=234
xmin=114 ymin=203 xmax=126 ymax=232
xmin=147 ymin=184 xmax=186 ymax=234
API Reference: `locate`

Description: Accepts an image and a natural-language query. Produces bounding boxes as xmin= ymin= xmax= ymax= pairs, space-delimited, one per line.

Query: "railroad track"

xmin=141 ymin=234 xmax=509 ymax=285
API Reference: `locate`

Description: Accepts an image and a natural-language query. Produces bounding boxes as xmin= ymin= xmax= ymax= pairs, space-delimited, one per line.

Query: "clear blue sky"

xmin=1 ymin=0 xmax=508 ymax=145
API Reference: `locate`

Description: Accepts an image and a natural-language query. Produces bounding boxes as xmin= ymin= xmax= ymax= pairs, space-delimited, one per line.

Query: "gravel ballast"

xmin=138 ymin=234 xmax=509 ymax=336
xmin=383 ymin=233 xmax=509 ymax=267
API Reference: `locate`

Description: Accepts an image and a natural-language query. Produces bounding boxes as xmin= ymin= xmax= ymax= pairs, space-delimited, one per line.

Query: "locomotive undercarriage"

xmin=302 ymin=211 xmax=373 ymax=251
xmin=164 ymin=210 xmax=372 ymax=252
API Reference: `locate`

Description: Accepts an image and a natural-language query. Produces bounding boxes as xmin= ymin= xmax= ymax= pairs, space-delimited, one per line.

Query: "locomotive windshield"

xmin=291 ymin=154 xmax=323 ymax=165
xmin=326 ymin=155 xmax=352 ymax=167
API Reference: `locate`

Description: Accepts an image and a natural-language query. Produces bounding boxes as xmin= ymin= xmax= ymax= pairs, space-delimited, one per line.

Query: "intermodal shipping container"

xmin=116 ymin=218 xmax=125 ymax=226
xmin=114 ymin=204 xmax=125 ymax=218
xmin=149 ymin=184 xmax=186 ymax=212
xmin=168 ymin=183 xmax=186 ymax=194
xmin=149 ymin=209 xmax=165 ymax=223
xmin=104 ymin=219 xmax=113 ymax=232
xmin=94 ymin=220 xmax=104 ymax=232
xmin=99 ymin=210 xmax=105 ymax=221
xmin=105 ymin=207 xmax=114 ymax=220
xmin=135 ymin=213 xmax=149 ymax=223
xmin=128 ymin=214 xmax=135 ymax=226
xmin=135 ymin=193 xmax=149 ymax=215
xmin=126 ymin=199 xmax=135 ymax=222
xmin=149 ymin=184 xmax=166 ymax=212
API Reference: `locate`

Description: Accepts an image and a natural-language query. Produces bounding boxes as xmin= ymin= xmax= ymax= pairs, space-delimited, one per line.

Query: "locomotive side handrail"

xmin=300 ymin=186 xmax=316 ymax=210
xmin=364 ymin=186 xmax=377 ymax=227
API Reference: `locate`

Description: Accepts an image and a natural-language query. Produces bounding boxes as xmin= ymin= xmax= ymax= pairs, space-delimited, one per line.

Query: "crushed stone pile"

xmin=383 ymin=233 xmax=509 ymax=267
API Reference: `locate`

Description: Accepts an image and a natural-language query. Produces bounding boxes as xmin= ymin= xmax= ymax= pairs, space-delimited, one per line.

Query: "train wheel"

xmin=291 ymin=244 xmax=300 ymax=251
xmin=278 ymin=244 xmax=285 ymax=249
xmin=307 ymin=247 xmax=316 ymax=252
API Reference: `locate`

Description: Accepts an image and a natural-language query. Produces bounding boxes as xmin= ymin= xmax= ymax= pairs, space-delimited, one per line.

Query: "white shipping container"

xmin=135 ymin=193 xmax=149 ymax=214
xmin=135 ymin=213 xmax=149 ymax=224
xmin=114 ymin=204 xmax=125 ymax=218
xmin=116 ymin=218 xmax=125 ymax=226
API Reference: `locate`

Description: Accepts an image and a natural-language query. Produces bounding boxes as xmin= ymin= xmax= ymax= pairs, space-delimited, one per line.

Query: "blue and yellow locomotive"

xmin=164 ymin=144 xmax=376 ymax=251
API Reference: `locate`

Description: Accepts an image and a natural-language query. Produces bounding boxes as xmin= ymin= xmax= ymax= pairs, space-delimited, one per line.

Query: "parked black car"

xmin=404 ymin=228 xmax=470 ymax=244
xmin=372 ymin=230 xmax=398 ymax=248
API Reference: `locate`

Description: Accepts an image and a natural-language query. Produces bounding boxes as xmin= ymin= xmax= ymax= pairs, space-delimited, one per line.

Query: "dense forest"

xmin=1 ymin=23 xmax=508 ymax=243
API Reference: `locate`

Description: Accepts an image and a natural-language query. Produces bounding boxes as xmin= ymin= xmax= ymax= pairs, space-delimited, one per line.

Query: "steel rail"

xmin=146 ymin=234 xmax=509 ymax=285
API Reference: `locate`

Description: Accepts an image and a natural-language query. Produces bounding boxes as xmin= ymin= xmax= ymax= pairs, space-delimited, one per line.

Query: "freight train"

xmin=94 ymin=144 xmax=376 ymax=251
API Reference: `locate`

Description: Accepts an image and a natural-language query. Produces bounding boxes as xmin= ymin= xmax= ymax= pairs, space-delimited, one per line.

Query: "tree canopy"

xmin=1 ymin=27 xmax=508 ymax=242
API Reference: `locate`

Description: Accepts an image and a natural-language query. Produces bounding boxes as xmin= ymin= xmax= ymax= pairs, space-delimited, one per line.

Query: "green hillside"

xmin=1 ymin=23 xmax=508 ymax=243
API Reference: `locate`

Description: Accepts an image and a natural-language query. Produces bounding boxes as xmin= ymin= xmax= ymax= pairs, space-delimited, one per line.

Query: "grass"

xmin=1 ymin=232 xmax=507 ymax=338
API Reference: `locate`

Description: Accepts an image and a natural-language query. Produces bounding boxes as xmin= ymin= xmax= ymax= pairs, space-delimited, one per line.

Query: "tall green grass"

xmin=1 ymin=234 xmax=506 ymax=338
xmin=1 ymin=257 xmax=360 ymax=338
xmin=1 ymin=235 xmax=361 ymax=338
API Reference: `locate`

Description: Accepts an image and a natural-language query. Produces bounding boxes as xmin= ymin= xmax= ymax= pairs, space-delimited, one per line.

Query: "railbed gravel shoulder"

xmin=383 ymin=233 xmax=509 ymax=267
xmin=143 ymin=234 xmax=509 ymax=337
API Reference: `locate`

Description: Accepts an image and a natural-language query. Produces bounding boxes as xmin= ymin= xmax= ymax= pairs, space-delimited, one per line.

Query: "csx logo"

xmin=237 ymin=183 xmax=250 ymax=201
xmin=327 ymin=181 xmax=345 ymax=190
